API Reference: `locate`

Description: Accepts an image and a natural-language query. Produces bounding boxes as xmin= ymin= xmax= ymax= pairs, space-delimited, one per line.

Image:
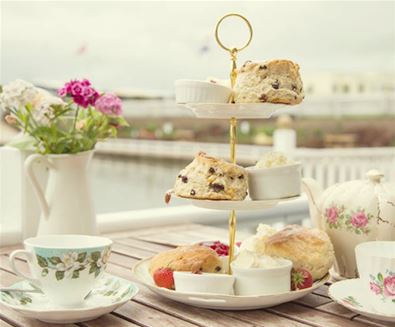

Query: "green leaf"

xmin=41 ymin=268 xmax=49 ymax=277
xmin=36 ymin=255 xmax=48 ymax=268
xmin=94 ymin=268 xmax=101 ymax=278
xmin=90 ymin=251 xmax=101 ymax=262
xmin=72 ymin=270 xmax=79 ymax=279
xmin=89 ymin=263 xmax=97 ymax=274
xmin=7 ymin=135 xmax=36 ymax=151
xmin=378 ymin=273 xmax=384 ymax=282
xmin=49 ymin=257 xmax=62 ymax=265
xmin=77 ymin=252 xmax=87 ymax=263
xmin=55 ymin=271 xmax=65 ymax=280
xmin=20 ymin=296 xmax=32 ymax=305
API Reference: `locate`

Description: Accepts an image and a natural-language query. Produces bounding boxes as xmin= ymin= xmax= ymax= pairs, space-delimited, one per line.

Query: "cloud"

xmin=1 ymin=1 xmax=394 ymax=90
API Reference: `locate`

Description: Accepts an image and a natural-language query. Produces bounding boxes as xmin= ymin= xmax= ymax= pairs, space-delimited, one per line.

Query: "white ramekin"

xmin=246 ymin=163 xmax=302 ymax=200
xmin=175 ymin=79 xmax=232 ymax=104
xmin=173 ymin=271 xmax=235 ymax=295
xmin=231 ymin=259 xmax=293 ymax=296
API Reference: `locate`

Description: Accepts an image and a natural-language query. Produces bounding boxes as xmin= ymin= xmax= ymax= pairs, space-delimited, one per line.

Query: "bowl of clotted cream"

xmin=231 ymin=250 xmax=292 ymax=296
xmin=246 ymin=151 xmax=301 ymax=200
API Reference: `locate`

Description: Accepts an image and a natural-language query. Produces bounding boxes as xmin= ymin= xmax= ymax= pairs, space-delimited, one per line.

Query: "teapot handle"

xmin=24 ymin=154 xmax=51 ymax=220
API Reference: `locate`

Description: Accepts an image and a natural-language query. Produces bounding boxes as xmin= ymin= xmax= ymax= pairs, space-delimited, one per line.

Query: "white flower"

xmin=0 ymin=79 xmax=39 ymax=111
xmin=56 ymin=252 xmax=79 ymax=271
xmin=0 ymin=79 xmax=64 ymax=125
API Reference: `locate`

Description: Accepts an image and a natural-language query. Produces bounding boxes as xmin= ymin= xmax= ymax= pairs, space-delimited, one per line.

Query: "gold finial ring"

xmin=215 ymin=13 xmax=253 ymax=52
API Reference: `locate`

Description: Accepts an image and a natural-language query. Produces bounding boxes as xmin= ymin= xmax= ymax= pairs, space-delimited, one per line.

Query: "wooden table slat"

xmin=79 ymin=314 xmax=142 ymax=327
xmin=267 ymin=302 xmax=374 ymax=327
xmin=0 ymin=319 xmax=14 ymax=327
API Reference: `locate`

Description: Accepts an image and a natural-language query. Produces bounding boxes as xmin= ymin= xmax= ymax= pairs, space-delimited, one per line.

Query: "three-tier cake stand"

xmin=132 ymin=13 xmax=330 ymax=310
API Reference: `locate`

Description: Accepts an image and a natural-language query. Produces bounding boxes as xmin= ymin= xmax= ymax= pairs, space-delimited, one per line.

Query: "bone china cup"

xmin=9 ymin=235 xmax=112 ymax=307
xmin=355 ymin=241 xmax=395 ymax=314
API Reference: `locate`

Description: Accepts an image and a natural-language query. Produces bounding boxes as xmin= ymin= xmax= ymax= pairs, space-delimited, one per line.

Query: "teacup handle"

xmin=9 ymin=250 xmax=41 ymax=287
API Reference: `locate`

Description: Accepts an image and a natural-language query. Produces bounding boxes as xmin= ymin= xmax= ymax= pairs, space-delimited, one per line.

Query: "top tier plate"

xmin=184 ymin=103 xmax=290 ymax=119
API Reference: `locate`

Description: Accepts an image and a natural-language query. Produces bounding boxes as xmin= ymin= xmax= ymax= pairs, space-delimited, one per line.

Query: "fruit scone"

xmin=172 ymin=152 xmax=248 ymax=201
xmin=149 ymin=245 xmax=223 ymax=275
xmin=234 ymin=59 xmax=304 ymax=105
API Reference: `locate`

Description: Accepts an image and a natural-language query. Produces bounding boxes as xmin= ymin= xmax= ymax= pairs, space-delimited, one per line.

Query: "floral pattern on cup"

xmin=325 ymin=205 xmax=373 ymax=235
xmin=36 ymin=247 xmax=111 ymax=281
xmin=369 ymin=270 xmax=395 ymax=303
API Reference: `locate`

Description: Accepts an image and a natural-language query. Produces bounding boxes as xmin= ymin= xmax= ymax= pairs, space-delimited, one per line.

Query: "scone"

xmin=149 ymin=245 xmax=223 ymax=275
xmin=264 ymin=225 xmax=334 ymax=280
xmin=234 ymin=59 xmax=304 ymax=105
xmin=173 ymin=152 xmax=248 ymax=200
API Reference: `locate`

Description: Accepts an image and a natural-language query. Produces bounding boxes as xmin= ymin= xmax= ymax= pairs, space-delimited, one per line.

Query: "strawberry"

xmin=291 ymin=268 xmax=313 ymax=290
xmin=153 ymin=268 xmax=174 ymax=289
xmin=199 ymin=241 xmax=229 ymax=256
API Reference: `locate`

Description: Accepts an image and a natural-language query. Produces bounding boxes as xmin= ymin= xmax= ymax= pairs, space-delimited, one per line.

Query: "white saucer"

xmin=328 ymin=278 xmax=395 ymax=323
xmin=0 ymin=273 xmax=139 ymax=324
xmin=184 ymin=103 xmax=290 ymax=119
xmin=132 ymin=257 xmax=329 ymax=310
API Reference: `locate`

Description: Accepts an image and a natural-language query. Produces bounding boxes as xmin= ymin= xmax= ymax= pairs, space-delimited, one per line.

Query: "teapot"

xmin=302 ymin=170 xmax=395 ymax=279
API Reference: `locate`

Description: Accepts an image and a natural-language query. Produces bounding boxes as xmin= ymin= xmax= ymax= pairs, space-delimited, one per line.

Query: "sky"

xmin=1 ymin=1 xmax=395 ymax=91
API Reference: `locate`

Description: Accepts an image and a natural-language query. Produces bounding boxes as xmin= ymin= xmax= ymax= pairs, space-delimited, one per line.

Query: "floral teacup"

xmin=355 ymin=241 xmax=395 ymax=314
xmin=9 ymin=235 xmax=112 ymax=307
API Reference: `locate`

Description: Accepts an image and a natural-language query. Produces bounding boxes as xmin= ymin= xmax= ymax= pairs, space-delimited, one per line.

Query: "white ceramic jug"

xmin=24 ymin=150 xmax=97 ymax=235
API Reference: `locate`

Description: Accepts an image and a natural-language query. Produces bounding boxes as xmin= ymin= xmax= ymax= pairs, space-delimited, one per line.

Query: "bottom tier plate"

xmin=132 ymin=257 xmax=329 ymax=310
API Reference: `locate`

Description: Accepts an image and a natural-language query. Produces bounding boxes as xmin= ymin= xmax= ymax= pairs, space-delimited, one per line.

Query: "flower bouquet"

xmin=0 ymin=79 xmax=128 ymax=154
xmin=0 ymin=79 xmax=128 ymax=236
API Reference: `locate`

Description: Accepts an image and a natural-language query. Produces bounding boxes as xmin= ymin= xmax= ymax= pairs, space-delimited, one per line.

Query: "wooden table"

xmin=0 ymin=224 xmax=392 ymax=327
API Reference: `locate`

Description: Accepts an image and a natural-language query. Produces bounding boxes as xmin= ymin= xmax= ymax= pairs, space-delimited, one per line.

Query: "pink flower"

xmin=370 ymin=282 xmax=382 ymax=295
xmin=383 ymin=276 xmax=395 ymax=296
xmin=94 ymin=93 xmax=123 ymax=116
xmin=351 ymin=211 xmax=369 ymax=228
xmin=58 ymin=79 xmax=99 ymax=108
xmin=325 ymin=206 xmax=338 ymax=224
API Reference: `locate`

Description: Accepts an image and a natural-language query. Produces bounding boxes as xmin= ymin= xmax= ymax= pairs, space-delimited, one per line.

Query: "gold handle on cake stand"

xmin=215 ymin=13 xmax=253 ymax=274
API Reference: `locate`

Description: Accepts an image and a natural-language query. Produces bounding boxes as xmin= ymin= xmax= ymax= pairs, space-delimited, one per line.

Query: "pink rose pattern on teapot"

xmin=325 ymin=205 xmax=373 ymax=235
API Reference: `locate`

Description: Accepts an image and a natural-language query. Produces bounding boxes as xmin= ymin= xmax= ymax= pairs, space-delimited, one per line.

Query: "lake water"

xmin=91 ymin=154 xmax=189 ymax=213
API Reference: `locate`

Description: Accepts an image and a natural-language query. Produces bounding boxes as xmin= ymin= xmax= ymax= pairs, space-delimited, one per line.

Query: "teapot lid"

xmin=366 ymin=169 xmax=384 ymax=183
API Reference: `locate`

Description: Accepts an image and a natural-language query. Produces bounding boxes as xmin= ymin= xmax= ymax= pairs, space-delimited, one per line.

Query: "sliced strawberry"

xmin=199 ymin=240 xmax=229 ymax=256
xmin=153 ymin=268 xmax=174 ymax=289
xmin=291 ymin=268 xmax=313 ymax=290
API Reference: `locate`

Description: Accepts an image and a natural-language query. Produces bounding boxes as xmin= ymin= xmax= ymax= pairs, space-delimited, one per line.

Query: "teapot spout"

xmin=302 ymin=178 xmax=323 ymax=230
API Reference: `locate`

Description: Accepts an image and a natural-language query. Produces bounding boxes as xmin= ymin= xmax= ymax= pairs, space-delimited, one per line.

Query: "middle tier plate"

xmin=175 ymin=194 xmax=300 ymax=211
xmin=184 ymin=103 xmax=290 ymax=119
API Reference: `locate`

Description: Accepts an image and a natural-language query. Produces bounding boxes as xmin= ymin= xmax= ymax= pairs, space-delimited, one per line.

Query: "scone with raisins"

xmin=234 ymin=59 xmax=304 ymax=105
xmin=149 ymin=245 xmax=223 ymax=275
xmin=173 ymin=152 xmax=248 ymax=200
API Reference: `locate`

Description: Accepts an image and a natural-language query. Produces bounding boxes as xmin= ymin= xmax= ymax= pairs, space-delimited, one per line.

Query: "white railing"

xmin=96 ymin=139 xmax=395 ymax=187
xmin=295 ymin=147 xmax=395 ymax=187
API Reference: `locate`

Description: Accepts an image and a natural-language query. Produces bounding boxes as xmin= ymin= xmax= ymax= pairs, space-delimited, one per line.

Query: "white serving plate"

xmin=329 ymin=279 xmax=395 ymax=323
xmin=184 ymin=103 xmax=290 ymax=119
xmin=132 ymin=257 xmax=329 ymax=310
xmin=175 ymin=194 xmax=300 ymax=211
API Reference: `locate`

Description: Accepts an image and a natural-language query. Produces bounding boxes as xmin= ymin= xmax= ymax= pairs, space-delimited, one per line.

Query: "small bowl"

xmin=173 ymin=271 xmax=235 ymax=295
xmin=231 ymin=258 xmax=293 ymax=296
xmin=175 ymin=79 xmax=232 ymax=104
xmin=246 ymin=163 xmax=302 ymax=200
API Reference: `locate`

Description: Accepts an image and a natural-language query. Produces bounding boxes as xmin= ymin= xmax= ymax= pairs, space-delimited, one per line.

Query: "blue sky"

xmin=1 ymin=1 xmax=395 ymax=91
